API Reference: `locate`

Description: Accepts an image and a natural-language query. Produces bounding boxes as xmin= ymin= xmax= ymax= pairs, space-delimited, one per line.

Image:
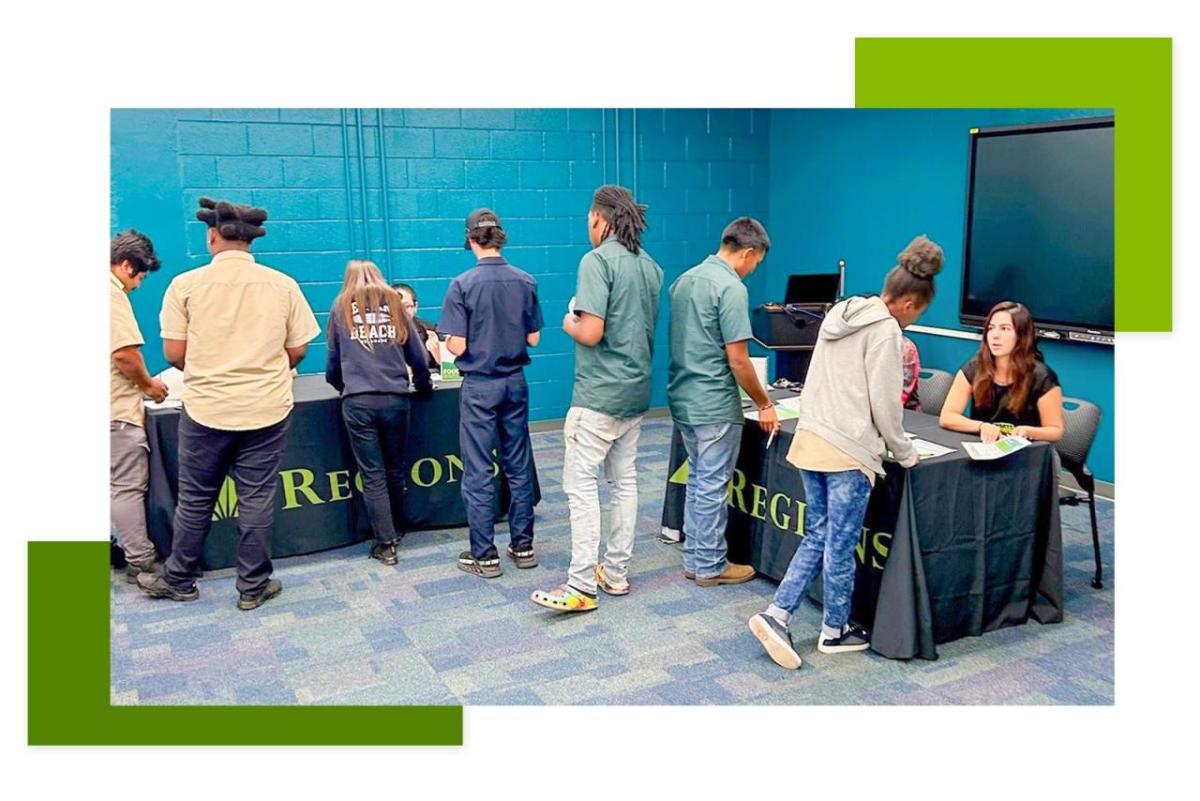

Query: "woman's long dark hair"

xmin=591 ymin=184 xmax=648 ymax=254
xmin=973 ymin=300 xmax=1038 ymax=413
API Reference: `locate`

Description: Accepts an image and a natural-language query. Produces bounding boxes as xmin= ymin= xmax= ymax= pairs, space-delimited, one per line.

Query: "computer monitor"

xmin=785 ymin=273 xmax=840 ymax=305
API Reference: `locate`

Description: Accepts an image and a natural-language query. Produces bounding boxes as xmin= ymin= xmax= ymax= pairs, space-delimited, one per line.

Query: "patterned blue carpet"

xmin=111 ymin=417 xmax=1114 ymax=705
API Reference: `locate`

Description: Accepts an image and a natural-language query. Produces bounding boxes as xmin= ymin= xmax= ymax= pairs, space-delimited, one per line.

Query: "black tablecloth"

xmin=660 ymin=393 xmax=1063 ymax=659
xmin=146 ymin=375 xmax=539 ymax=570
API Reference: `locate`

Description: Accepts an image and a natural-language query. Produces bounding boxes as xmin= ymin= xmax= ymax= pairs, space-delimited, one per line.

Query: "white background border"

xmin=3 ymin=1 xmax=1194 ymax=797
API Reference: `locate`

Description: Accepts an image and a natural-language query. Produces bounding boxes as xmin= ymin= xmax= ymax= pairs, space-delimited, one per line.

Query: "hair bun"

xmin=897 ymin=234 xmax=944 ymax=279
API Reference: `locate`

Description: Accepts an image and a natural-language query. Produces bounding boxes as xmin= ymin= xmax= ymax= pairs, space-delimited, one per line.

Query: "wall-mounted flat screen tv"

xmin=961 ymin=116 xmax=1114 ymax=343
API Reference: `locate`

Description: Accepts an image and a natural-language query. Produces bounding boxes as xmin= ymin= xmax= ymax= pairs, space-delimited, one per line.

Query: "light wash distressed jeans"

xmin=563 ymin=407 xmax=643 ymax=595
xmin=766 ymin=468 xmax=872 ymax=638
xmin=677 ymin=421 xmax=743 ymax=580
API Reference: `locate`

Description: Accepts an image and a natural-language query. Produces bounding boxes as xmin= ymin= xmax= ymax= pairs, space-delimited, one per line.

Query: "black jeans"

xmin=341 ymin=393 xmax=412 ymax=546
xmin=165 ymin=409 xmax=292 ymax=595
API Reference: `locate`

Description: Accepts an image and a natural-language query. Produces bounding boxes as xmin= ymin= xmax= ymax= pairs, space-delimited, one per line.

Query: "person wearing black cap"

xmin=137 ymin=197 xmax=320 ymax=610
xmin=438 ymin=209 xmax=544 ymax=578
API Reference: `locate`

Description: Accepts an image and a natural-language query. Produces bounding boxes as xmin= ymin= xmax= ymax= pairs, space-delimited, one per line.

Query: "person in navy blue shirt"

xmin=438 ymin=209 xmax=544 ymax=578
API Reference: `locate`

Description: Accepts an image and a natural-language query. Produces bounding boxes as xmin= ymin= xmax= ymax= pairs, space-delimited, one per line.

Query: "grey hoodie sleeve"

xmin=865 ymin=334 xmax=918 ymax=468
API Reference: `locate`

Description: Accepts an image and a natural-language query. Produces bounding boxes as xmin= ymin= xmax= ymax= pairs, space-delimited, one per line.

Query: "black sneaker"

xmin=136 ymin=572 xmax=198 ymax=602
xmin=748 ymin=613 xmax=802 ymax=670
xmin=506 ymin=545 xmax=537 ymax=569
xmin=817 ymin=623 xmax=871 ymax=654
xmin=370 ymin=542 xmax=399 ymax=566
xmin=238 ymin=578 xmax=283 ymax=611
xmin=458 ymin=551 xmax=502 ymax=579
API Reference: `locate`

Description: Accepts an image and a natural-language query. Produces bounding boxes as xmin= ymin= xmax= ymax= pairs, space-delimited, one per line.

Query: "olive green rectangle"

xmin=855 ymin=37 xmax=1171 ymax=332
xmin=28 ymin=541 xmax=462 ymax=745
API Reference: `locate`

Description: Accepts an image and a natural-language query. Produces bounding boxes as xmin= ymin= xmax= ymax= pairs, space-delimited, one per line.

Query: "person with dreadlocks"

xmin=326 ymin=260 xmax=433 ymax=567
xmin=667 ymin=217 xmax=778 ymax=589
xmin=438 ymin=209 xmax=544 ymax=579
xmin=137 ymin=197 xmax=320 ymax=611
xmin=531 ymin=185 xmax=663 ymax=613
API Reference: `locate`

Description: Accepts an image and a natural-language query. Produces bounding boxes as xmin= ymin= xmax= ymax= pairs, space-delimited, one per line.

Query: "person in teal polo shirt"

xmin=531 ymin=185 xmax=663 ymax=613
xmin=667 ymin=217 xmax=779 ymax=587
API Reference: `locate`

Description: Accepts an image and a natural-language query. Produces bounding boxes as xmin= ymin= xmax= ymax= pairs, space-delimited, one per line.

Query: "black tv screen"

xmin=961 ymin=116 xmax=1114 ymax=337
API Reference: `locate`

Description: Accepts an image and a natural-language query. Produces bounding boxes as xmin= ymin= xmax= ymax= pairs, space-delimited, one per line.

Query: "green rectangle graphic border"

xmin=855 ymin=37 xmax=1172 ymax=332
xmin=28 ymin=541 xmax=462 ymax=745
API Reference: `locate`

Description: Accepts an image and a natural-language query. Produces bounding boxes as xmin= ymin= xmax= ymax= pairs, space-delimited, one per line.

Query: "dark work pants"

xmin=459 ymin=372 xmax=535 ymax=559
xmin=165 ymin=408 xmax=291 ymax=595
xmin=341 ymin=392 xmax=412 ymax=546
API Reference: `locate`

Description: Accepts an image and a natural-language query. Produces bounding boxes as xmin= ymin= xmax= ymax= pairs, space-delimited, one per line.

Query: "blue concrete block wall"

xmin=765 ymin=109 xmax=1115 ymax=483
xmin=111 ymin=108 xmax=772 ymax=423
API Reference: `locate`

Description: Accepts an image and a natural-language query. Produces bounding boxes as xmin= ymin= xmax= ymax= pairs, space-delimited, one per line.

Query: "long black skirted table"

xmin=660 ymin=394 xmax=1063 ymax=659
xmin=146 ymin=375 xmax=539 ymax=570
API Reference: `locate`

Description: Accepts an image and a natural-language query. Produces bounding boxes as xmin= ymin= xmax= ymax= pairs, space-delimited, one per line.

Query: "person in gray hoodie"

xmin=748 ymin=235 xmax=944 ymax=670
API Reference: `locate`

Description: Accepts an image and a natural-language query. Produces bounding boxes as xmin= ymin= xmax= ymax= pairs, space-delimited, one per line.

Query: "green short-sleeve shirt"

xmin=667 ymin=255 xmax=753 ymax=425
xmin=571 ymin=237 xmax=664 ymax=419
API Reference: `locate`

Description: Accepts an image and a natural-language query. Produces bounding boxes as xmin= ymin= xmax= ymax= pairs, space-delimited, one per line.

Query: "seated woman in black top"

xmin=939 ymin=300 xmax=1064 ymax=444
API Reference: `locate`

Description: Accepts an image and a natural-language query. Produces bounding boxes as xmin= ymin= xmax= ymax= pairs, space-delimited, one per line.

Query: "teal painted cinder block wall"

xmin=110 ymin=107 xmax=1114 ymax=482
xmin=110 ymin=108 xmax=772 ymax=422
xmin=764 ymin=108 xmax=1114 ymax=482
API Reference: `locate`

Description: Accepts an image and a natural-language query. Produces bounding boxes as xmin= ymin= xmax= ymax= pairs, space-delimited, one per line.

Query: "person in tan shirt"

xmin=110 ymin=230 xmax=169 ymax=581
xmin=137 ymin=198 xmax=320 ymax=611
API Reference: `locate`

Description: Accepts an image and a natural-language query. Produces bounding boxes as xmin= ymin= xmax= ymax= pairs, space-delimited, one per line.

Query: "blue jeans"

xmin=459 ymin=372 xmax=536 ymax=560
xmin=341 ymin=392 xmax=411 ymax=545
xmin=767 ymin=469 xmax=872 ymax=635
xmin=677 ymin=421 xmax=743 ymax=579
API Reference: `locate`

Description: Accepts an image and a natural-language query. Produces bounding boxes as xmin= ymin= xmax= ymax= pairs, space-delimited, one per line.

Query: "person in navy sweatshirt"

xmin=326 ymin=259 xmax=433 ymax=566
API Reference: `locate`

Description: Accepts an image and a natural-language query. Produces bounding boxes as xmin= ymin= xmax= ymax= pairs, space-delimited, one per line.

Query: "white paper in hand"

xmin=568 ymin=296 xmax=576 ymax=314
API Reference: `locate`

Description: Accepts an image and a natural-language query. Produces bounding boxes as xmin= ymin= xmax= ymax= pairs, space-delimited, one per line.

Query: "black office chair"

xmin=917 ymin=368 xmax=955 ymax=416
xmin=1055 ymin=397 xmax=1104 ymax=589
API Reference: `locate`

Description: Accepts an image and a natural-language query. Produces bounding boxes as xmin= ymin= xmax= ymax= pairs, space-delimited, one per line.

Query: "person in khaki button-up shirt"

xmin=110 ymin=230 xmax=169 ymax=576
xmin=140 ymin=197 xmax=320 ymax=610
xmin=159 ymin=246 xmax=320 ymax=431
xmin=110 ymin=272 xmax=154 ymax=426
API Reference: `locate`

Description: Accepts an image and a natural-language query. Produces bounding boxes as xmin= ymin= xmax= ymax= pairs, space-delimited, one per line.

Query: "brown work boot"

xmin=695 ymin=563 xmax=756 ymax=587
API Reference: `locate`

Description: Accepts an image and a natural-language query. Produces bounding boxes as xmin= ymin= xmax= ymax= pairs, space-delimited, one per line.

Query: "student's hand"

xmin=143 ymin=379 xmax=169 ymax=404
xmin=425 ymin=330 xmax=440 ymax=351
xmin=757 ymin=404 xmax=780 ymax=435
xmin=979 ymin=422 xmax=1002 ymax=444
xmin=561 ymin=311 xmax=577 ymax=331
